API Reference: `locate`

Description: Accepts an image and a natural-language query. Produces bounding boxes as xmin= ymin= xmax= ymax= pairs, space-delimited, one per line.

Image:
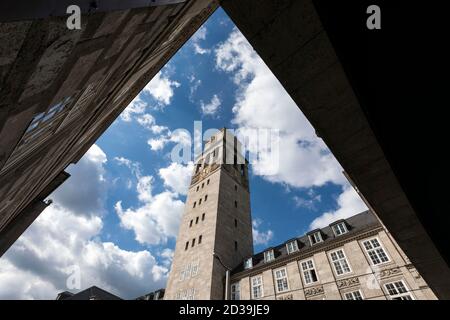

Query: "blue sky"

xmin=0 ymin=8 xmax=367 ymax=300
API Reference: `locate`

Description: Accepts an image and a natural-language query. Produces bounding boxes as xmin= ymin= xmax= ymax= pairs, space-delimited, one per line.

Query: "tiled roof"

xmin=231 ymin=210 xmax=380 ymax=275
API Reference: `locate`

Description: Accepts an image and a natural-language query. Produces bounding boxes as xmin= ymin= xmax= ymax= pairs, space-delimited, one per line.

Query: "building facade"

xmin=229 ymin=211 xmax=437 ymax=300
xmin=166 ymin=131 xmax=437 ymax=300
xmin=165 ymin=128 xmax=253 ymax=300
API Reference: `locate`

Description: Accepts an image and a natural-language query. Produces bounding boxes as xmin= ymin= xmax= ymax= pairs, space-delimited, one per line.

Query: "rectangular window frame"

xmin=362 ymin=237 xmax=391 ymax=266
xmin=329 ymin=248 xmax=352 ymax=276
xmin=274 ymin=267 xmax=289 ymax=293
xmin=251 ymin=275 xmax=263 ymax=299
xmin=384 ymin=280 xmax=414 ymax=300
xmin=300 ymin=258 xmax=319 ymax=285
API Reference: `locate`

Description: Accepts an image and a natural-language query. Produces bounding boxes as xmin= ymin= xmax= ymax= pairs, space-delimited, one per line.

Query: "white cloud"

xmin=215 ymin=28 xmax=347 ymax=189
xmin=252 ymin=219 xmax=274 ymax=246
xmin=49 ymin=144 xmax=107 ymax=217
xmin=144 ymin=71 xmax=180 ymax=106
xmin=309 ymin=184 xmax=368 ymax=230
xmin=120 ymin=70 xmax=180 ymax=122
xmin=0 ymin=145 xmax=169 ymax=300
xmin=137 ymin=176 xmax=154 ymax=203
xmin=293 ymin=190 xmax=322 ymax=211
xmin=191 ymin=25 xmax=211 ymax=55
xmin=115 ymin=191 xmax=184 ymax=246
xmin=148 ymin=137 xmax=167 ymax=151
xmin=147 ymin=129 xmax=191 ymax=152
xmin=159 ymin=162 xmax=194 ymax=195
xmin=200 ymin=94 xmax=221 ymax=116
xmin=120 ymin=96 xmax=147 ymax=122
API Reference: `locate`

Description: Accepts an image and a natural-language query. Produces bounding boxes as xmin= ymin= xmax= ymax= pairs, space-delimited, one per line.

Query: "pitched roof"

xmin=57 ymin=286 xmax=122 ymax=300
xmin=231 ymin=210 xmax=380 ymax=275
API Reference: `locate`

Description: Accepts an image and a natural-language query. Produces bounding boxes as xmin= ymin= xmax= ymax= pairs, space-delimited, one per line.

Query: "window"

xmin=240 ymin=164 xmax=245 ymax=176
xmin=202 ymin=183 xmax=204 ymax=188
xmin=234 ymin=201 xmax=238 ymax=208
xmin=234 ymin=241 xmax=238 ymax=251
xmin=199 ymin=198 xmax=202 ymax=205
xmin=231 ymin=283 xmax=240 ymax=300
xmin=198 ymin=235 xmax=202 ymax=244
xmin=300 ymin=259 xmax=318 ymax=285
xmin=195 ymin=217 xmax=199 ymax=224
xmin=286 ymin=240 xmax=299 ymax=254
xmin=204 ymin=195 xmax=208 ymax=201
xmin=344 ymin=290 xmax=363 ymax=300
xmin=309 ymin=232 xmax=323 ymax=245
xmin=363 ymin=238 xmax=390 ymax=265
xmin=274 ymin=268 xmax=289 ymax=293
xmin=244 ymin=258 xmax=253 ymax=269
xmin=202 ymin=213 xmax=205 ymax=221
xmin=189 ymin=220 xmax=193 ymax=227
xmin=330 ymin=249 xmax=351 ymax=275
xmin=185 ymin=242 xmax=189 ymax=251
xmin=332 ymin=222 xmax=348 ymax=236
xmin=264 ymin=249 xmax=275 ymax=263
xmin=234 ymin=219 xmax=238 ymax=228
xmin=251 ymin=276 xmax=263 ymax=299
xmin=196 ymin=186 xmax=199 ymax=192
xmin=384 ymin=281 xmax=414 ymax=300
xmin=207 ymin=179 xmax=210 ymax=185
xmin=235 ymin=185 xmax=238 ymax=191
xmin=191 ymin=238 xmax=196 ymax=247
xmin=193 ymin=202 xmax=196 ymax=208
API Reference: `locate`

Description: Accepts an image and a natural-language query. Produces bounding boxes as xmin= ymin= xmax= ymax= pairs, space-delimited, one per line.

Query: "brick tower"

xmin=165 ymin=128 xmax=253 ymax=300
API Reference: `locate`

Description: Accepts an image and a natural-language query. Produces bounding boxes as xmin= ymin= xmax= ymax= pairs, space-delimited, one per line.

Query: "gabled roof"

xmin=57 ymin=286 xmax=122 ymax=300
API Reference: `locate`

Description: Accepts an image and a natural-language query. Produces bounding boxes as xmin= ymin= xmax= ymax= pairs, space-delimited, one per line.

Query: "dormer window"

xmin=332 ymin=222 xmax=348 ymax=236
xmin=309 ymin=231 xmax=323 ymax=246
xmin=264 ymin=249 xmax=275 ymax=263
xmin=244 ymin=257 xmax=253 ymax=269
xmin=286 ymin=240 xmax=299 ymax=254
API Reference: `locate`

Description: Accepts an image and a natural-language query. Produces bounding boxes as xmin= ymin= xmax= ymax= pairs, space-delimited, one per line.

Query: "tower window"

xmin=234 ymin=185 xmax=237 ymax=191
xmin=196 ymin=186 xmax=199 ymax=192
xmin=234 ymin=241 xmax=238 ymax=251
xmin=234 ymin=201 xmax=238 ymax=208
xmin=234 ymin=219 xmax=238 ymax=228
xmin=191 ymin=238 xmax=196 ymax=247
xmin=202 ymin=183 xmax=204 ymax=188
xmin=207 ymin=179 xmax=210 ymax=185
xmin=193 ymin=202 xmax=196 ymax=208
xmin=199 ymin=198 xmax=202 ymax=205
xmin=195 ymin=217 xmax=199 ymax=224
xmin=199 ymin=235 xmax=203 ymax=244
xmin=185 ymin=242 xmax=189 ymax=251
xmin=202 ymin=213 xmax=205 ymax=221
xmin=204 ymin=195 xmax=208 ymax=201
xmin=189 ymin=220 xmax=193 ymax=227
xmin=240 ymin=164 xmax=245 ymax=177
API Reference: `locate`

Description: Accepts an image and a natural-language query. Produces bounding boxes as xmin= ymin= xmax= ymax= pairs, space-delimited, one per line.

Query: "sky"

xmin=0 ymin=8 xmax=367 ymax=300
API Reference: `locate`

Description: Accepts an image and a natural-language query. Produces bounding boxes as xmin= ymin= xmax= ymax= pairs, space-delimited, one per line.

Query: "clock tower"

xmin=164 ymin=128 xmax=253 ymax=299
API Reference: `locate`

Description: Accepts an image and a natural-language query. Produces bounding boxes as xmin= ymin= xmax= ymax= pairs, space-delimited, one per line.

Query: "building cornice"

xmin=230 ymin=225 xmax=384 ymax=280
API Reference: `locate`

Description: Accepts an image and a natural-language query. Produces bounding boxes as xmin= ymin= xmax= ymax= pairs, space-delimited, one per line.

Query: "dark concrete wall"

xmin=0 ymin=0 xmax=219 ymax=257
xmin=221 ymin=0 xmax=450 ymax=299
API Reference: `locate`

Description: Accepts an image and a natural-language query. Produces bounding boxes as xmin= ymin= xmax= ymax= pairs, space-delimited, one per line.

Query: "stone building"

xmin=229 ymin=210 xmax=437 ymax=300
xmin=166 ymin=130 xmax=437 ymax=300
xmin=165 ymin=128 xmax=253 ymax=300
